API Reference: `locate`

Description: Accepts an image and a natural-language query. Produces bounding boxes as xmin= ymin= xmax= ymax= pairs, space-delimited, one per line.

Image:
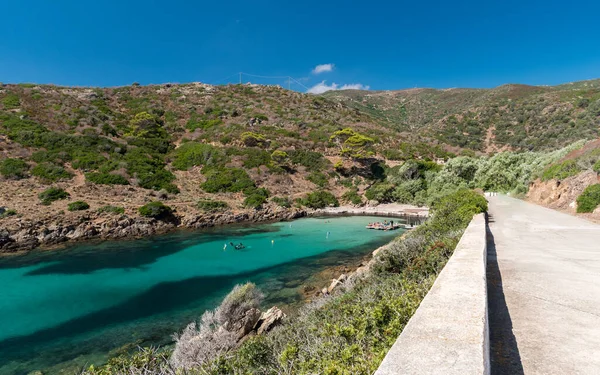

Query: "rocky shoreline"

xmin=0 ymin=206 xmax=307 ymax=254
xmin=1 ymin=202 xmax=427 ymax=255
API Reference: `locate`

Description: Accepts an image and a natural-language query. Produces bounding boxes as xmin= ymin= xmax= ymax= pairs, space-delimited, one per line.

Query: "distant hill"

xmin=323 ymin=79 xmax=600 ymax=152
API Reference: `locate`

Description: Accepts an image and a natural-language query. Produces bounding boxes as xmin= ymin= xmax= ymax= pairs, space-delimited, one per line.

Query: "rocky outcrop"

xmin=254 ymin=307 xmax=286 ymax=335
xmin=528 ymin=170 xmax=600 ymax=212
xmin=0 ymin=207 xmax=306 ymax=254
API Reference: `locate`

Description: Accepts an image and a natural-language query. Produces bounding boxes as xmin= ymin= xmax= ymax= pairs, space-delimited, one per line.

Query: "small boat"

xmin=230 ymin=242 xmax=246 ymax=250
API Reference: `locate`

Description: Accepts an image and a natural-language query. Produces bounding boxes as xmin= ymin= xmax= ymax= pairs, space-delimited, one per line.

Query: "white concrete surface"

xmin=487 ymin=195 xmax=600 ymax=374
xmin=375 ymin=213 xmax=489 ymax=375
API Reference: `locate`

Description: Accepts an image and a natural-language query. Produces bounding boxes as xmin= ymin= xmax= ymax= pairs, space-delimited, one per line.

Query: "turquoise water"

xmin=0 ymin=216 xmax=402 ymax=374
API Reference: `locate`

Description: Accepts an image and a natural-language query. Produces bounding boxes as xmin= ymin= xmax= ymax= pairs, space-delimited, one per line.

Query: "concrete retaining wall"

xmin=375 ymin=213 xmax=489 ymax=375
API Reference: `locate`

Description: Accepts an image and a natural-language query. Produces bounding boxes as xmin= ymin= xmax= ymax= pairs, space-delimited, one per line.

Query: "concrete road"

xmin=487 ymin=195 xmax=600 ymax=375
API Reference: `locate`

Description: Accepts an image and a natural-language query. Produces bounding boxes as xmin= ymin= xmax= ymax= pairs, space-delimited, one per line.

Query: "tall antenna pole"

xmin=239 ymin=72 xmax=242 ymax=84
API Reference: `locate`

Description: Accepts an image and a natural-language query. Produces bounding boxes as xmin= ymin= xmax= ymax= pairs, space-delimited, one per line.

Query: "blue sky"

xmin=1 ymin=0 xmax=599 ymax=92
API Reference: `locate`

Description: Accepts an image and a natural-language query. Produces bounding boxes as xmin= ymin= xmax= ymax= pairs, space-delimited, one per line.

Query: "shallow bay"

xmin=0 ymin=215 xmax=402 ymax=374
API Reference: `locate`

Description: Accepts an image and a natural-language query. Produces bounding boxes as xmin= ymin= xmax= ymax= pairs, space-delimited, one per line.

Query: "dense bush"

xmin=200 ymin=167 xmax=255 ymax=193
xmin=31 ymin=163 xmax=73 ymax=182
xmin=307 ymin=171 xmax=328 ymax=187
xmin=124 ymin=148 xmax=178 ymax=193
xmin=365 ymin=183 xmax=395 ymax=202
xmin=287 ymin=149 xmax=328 ymax=171
xmin=341 ymin=189 xmax=363 ymax=205
xmin=86 ymin=172 xmax=130 ymax=185
xmin=196 ymin=199 xmax=229 ymax=212
xmin=171 ymin=142 xmax=228 ymax=170
xmin=0 ymin=158 xmax=29 ymax=179
xmin=68 ymin=201 xmax=90 ymax=211
xmin=97 ymin=205 xmax=125 ymax=215
xmin=541 ymin=159 xmax=581 ymax=181
xmin=330 ymin=128 xmax=375 ymax=159
xmin=241 ymin=132 xmax=269 ymax=147
xmin=38 ymin=187 xmax=69 ymax=205
xmin=243 ymin=187 xmax=269 ymax=209
xmin=71 ymin=152 xmax=107 ymax=171
xmin=138 ymin=201 xmax=173 ymax=219
xmin=301 ymin=190 xmax=339 ymax=209
xmin=2 ymin=93 xmax=20 ymax=109
xmin=576 ymin=184 xmax=600 ymax=213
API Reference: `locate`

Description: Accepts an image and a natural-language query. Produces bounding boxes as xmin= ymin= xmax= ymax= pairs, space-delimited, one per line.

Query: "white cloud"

xmin=307 ymin=81 xmax=370 ymax=94
xmin=312 ymin=64 xmax=335 ymax=74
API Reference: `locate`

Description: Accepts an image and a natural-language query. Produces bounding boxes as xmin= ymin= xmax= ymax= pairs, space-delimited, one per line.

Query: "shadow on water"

xmin=0 ymin=225 xmax=279 ymax=276
xmin=486 ymin=214 xmax=525 ymax=375
xmin=0 ymin=237 xmax=391 ymax=373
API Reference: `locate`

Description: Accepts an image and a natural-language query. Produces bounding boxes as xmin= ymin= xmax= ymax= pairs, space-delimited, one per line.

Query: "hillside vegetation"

xmin=324 ymin=79 xmax=600 ymax=152
xmin=1 ymin=80 xmax=600 ymax=251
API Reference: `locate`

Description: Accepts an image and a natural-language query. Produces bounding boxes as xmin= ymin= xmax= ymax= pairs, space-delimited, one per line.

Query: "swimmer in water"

xmin=223 ymin=243 xmax=227 ymax=251
xmin=271 ymin=239 xmax=274 ymax=245
xmin=326 ymin=231 xmax=330 ymax=239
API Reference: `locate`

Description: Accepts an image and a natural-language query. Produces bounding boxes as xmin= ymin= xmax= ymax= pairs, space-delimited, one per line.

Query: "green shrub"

xmin=341 ymin=189 xmax=363 ymax=205
xmin=243 ymin=188 xmax=269 ymax=209
xmin=365 ymin=183 xmax=395 ymax=202
xmin=138 ymin=201 xmax=173 ymax=219
xmin=287 ymin=149 xmax=328 ymax=171
xmin=541 ymin=160 xmax=581 ymax=181
xmin=593 ymin=160 xmax=600 ymax=173
xmin=32 ymin=163 xmax=73 ymax=182
xmin=330 ymin=128 xmax=375 ymax=159
xmin=201 ymin=167 xmax=255 ymax=193
xmin=86 ymin=172 xmax=130 ymax=185
xmin=271 ymin=196 xmax=291 ymax=208
xmin=71 ymin=152 xmax=107 ymax=171
xmin=124 ymin=148 xmax=178 ymax=192
xmin=2 ymin=93 xmax=20 ymax=109
xmin=171 ymin=142 xmax=228 ymax=170
xmin=0 ymin=158 xmax=29 ymax=179
xmin=0 ymin=209 xmax=17 ymax=218
xmin=302 ymin=190 xmax=339 ymax=209
xmin=97 ymin=205 xmax=125 ymax=215
xmin=241 ymin=132 xmax=269 ymax=147
xmin=38 ymin=187 xmax=70 ymax=205
xmin=197 ymin=199 xmax=229 ymax=212
xmin=576 ymin=184 xmax=600 ymax=213
xmin=307 ymin=172 xmax=328 ymax=187
xmin=186 ymin=115 xmax=223 ymax=131
xmin=68 ymin=201 xmax=90 ymax=211
xmin=240 ymin=148 xmax=272 ymax=169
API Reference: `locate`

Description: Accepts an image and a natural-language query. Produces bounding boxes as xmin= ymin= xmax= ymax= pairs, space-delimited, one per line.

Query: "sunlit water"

xmin=0 ymin=216 xmax=403 ymax=374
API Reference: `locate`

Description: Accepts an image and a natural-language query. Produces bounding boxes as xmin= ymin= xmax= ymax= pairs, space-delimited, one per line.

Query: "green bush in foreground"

xmin=68 ymin=201 xmax=90 ymax=211
xmin=576 ymin=184 xmax=600 ymax=213
xmin=196 ymin=199 xmax=229 ymax=213
xmin=0 ymin=158 xmax=29 ymax=179
xmin=97 ymin=205 xmax=125 ymax=215
xmin=38 ymin=187 xmax=70 ymax=205
xmin=139 ymin=201 xmax=173 ymax=219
